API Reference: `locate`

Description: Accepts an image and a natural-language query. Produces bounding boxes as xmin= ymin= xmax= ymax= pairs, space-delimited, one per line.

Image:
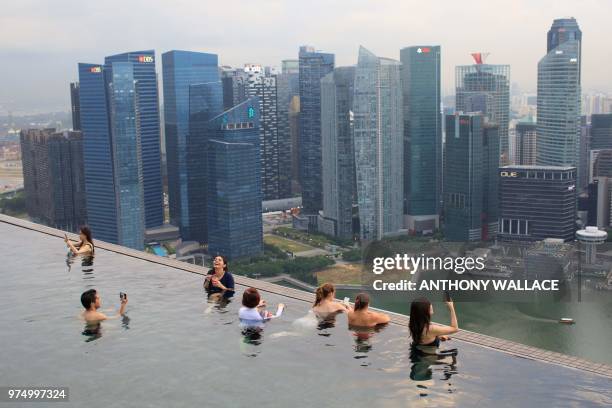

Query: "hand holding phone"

xmin=120 ymin=292 xmax=128 ymax=303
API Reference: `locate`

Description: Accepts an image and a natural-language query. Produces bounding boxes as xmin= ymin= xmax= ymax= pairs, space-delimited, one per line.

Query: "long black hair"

xmin=409 ymin=298 xmax=432 ymax=345
xmin=78 ymin=225 xmax=94 ymax=253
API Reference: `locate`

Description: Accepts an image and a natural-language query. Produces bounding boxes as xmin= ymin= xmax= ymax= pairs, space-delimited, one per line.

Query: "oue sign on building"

xmin=500 ymin=171 xmax=518 ymax=177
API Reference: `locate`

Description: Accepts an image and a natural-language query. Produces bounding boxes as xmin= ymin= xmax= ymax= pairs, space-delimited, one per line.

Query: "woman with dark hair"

xmin=203 ymin=255 xmax=235 ymax=295
xmin=312 ymin=283 xmax=351 ymax=316
xmin=409 ymin=297 xmax=458 ymax=348
xmin=347 ymin=292 xmax=390 ymax=327
xmin=238 ymin=287 xmax=284 ymax=323
xmin=64 ymin=226 xmax=94 ymax=256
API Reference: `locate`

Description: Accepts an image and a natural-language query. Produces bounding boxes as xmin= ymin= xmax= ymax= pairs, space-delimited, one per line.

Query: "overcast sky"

xmin=1 ymin=0 xmax=611 ymax=114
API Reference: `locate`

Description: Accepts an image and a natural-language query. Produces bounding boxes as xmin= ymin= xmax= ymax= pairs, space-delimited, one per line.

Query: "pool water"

xmin=0 ymin=222 xmax=611 ymax=407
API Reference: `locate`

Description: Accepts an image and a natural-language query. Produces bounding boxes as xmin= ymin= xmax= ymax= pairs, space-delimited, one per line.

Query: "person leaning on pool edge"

xmin=64 ymin=225 xmax=95 ymax=256
xmin=80 ymin=289 xmax=127 ymax=322
xmin=409 ymin=297 xmax=458 ymax=348
xmin=204 ymin=255 xmax=235 ymax=296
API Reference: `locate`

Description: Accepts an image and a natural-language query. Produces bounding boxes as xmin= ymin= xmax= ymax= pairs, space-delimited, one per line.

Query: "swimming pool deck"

xmin=2 ymin=214 xmax=611 ymax=380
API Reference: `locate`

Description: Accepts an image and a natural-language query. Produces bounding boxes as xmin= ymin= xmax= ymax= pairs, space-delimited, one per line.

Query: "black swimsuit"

xmin=421 ymin=336 xmax=440 ymax=347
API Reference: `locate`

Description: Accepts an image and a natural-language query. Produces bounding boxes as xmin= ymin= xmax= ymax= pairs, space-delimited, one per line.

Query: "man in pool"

xmin=80 ymin=289 xmax=128 ymax=322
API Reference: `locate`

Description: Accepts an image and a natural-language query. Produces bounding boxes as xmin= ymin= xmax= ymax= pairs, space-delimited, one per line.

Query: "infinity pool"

xmin=0 ymin=221 xmax=611 ymax=407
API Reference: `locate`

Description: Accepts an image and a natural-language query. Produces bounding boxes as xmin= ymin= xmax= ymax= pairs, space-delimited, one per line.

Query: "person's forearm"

xmin=118 ymin=303 xmax=127 ymax=316
xmin=449 ymin=306 xmax=458 ymax=329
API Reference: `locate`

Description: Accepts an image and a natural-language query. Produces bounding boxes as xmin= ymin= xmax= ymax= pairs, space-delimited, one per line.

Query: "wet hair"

xmin=314 ymin=283 xmax=335 ymax=306
xmin=409 ymin=298 xmax=432 ymax=345
xmin=242 ymin=287 xmax=261 ymax=309
xmin=78 ymin=225 xmax=94 ymax=253
xmin=81 ymin=289 xmax=97 ymax=310
xmin=211 ymin=255 xmax=228 ymax=272
xmin=354 ymin=293 xmax=370 ymax=311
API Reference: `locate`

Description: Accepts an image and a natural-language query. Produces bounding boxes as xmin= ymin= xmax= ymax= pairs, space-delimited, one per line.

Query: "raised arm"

xmin=64 ymin=234 xmax=89 ymax=255
xmin=429 ymin=301 xmax=459 ymax=336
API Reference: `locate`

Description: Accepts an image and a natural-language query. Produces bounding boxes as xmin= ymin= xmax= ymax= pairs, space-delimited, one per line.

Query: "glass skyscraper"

xmin=353 ymin=46 xmax=403 ymax=241
xmin=400 ymin=45 xmax=441 ymax=234
xmin=104 ymin=51 xmax=164 ymax=230
xmin=78 ymin=54 xmax=152 ymax=250
xmin=321 ymin=66 xmax=356 ymax=239
xmin=207 ymin=98 xmax=263 ymax=260
xmin=298 ymin=46 xmax=334 ymax=216
xmin=162 ymin=50 xmax=222 ymax=243
xmin=70 ymin=82 xmax=81 ymax=131
xmin=455 ymin=58 xmax=510 ymax=164
xmin=276 ymin=61 xmax=300 ymax=200
xmin=444 ymin=114 xmax=499 ymax=241
xmin=536 ymin=18 xmax=582 ymax=176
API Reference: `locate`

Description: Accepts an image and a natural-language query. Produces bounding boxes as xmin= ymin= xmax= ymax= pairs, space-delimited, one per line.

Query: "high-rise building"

xmin=498 ymin=165 xmax=577 ymax=242
xmin=78 ymin=51 xmax=163 ymax=249
xmin=590 ymin=114 xmax=612 ymax=150
xmin=20 ymin=129 xmax=87 ymax=232
xmin=298 ymin=46 xmax=334 ymax=216
xmin=514 ymin=121 xmax=537 ymax=165
xmin=243 ymin=65 xmax=282 ymax=200
xmin=289 ymin=96 xmax=300 ymax=195
xmin=104 ymin=51 xmax=164 ymax=230
xmin=536 ymin=18 xmax=582 ymax=179
xmin=400 ymin=45 xmax=441 ymax=234
xmin=69 ymin=82 xmax=81 ymax=131
xmin=353 ymin=46 xmax=403 ymax=241
xmin=162 ymin=50 xmax=222 ymax=243
xmin=207 ymin=98 xmax=263 ymax=260
xmin=276 ymin=61 xmax=300 ymax=199
xmin=321 ymin=66 xmax=356 ymax=239
xmin=443 ymin=114 xmax=499 ymax=241
xmin=456 ymin=55 xmax=510 ymax=164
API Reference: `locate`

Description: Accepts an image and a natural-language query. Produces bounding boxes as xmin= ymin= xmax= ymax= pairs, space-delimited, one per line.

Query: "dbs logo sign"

xmin=138 ymin=55 xmax=154 ymax=63
xmin=90 ymin=66 xmax=102 ymax=73
xmin=416 ymin=47 xmax=431 ymax=54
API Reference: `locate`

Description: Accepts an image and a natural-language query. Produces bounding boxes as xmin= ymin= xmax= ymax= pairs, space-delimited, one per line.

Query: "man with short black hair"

xmin=80 ymin=289 xmax=128 ymax=322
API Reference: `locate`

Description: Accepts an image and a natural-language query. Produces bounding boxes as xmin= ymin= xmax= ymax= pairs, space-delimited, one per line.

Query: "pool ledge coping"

xmin=2 ymin=214 xmax=611 ymax=380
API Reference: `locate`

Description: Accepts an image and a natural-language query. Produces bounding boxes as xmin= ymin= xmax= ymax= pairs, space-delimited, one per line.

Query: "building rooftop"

xmin=500 ymin=165 xmax=576 ymax=171
xmin=1 ymin=214 xmax=611 ymax=406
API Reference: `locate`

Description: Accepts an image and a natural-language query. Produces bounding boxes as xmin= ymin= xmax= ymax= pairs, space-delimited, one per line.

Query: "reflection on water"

xmin=67 ymin=254 xmax=95 ymax=283
xmin=409 ymin=345 xmax=458 ymax=396
xmin=350 ymin=324 xmax=389 ymax=366
xmin=204 ymin=292 xmax=233 ymax=315
xmin=82 ymin=322 xmax=102 ymax=342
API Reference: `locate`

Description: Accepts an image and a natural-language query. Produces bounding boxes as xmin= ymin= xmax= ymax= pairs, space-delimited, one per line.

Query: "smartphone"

xmin=343 ymin=297 xmax=350 ymax=305
xmin=443 ymin=290 xmax=451 ymax=302
xmin=120 ymin=292 xmax=127 ymax=301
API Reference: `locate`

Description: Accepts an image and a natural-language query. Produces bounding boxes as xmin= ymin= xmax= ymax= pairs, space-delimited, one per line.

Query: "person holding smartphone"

xmin=80 ymin=289 xmax=128 ymax=322
xmin=409 ymin=297 xmax=458 ymax=348
xmin=64 ymin=226 xmax=95 ymax=256
xmin=203 ymin=255 xmax=235 ymax=296
xmin=312 ymin=283 xmax=351 ymax=316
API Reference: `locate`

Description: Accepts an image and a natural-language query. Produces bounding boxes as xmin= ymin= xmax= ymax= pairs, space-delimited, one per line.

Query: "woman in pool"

xmin=64 ymin=226 xmax=94 ymax=256
xmin=312 ymin=283 xmax=351 ymax=316
xmin=203 ymin=255 xmax=234 ymax=295
xmin=239 ymin=287 xmax=284 ymax=324
xmin=347 ymin=293 xmax=390 ymax=327
xmin=409 ymin=297 xmax=458 ymax=348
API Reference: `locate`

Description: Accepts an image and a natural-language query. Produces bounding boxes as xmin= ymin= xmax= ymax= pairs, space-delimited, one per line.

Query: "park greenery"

xmin=0 ymin=190 xmax=26 ymax=216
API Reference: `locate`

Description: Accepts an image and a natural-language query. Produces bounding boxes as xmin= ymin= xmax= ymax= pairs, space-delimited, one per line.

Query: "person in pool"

xmin=312 ymin=283 xmax=351 ymax=316
xmin=80 ymin=289 xmax=127 ymax=322
xmin=409 ymin=297 xmax=458 ymax=348
xmin=64 ymin=226 xmax=95 ymax=256
xmin=239 ymin=287 xmax=284 ymax=324
xmin=347 ymin=293 xmax=390 ymax=327
xmin=203 ymin=255 xmax=234 ymax=295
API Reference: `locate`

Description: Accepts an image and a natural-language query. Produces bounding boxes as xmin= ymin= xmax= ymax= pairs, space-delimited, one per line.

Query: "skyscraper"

xmin=514 ymin=121 xmax=537 ymax=165
xmin=456 ymin=55 xmax=510 ymax=164
xmin=104 ymin=51 xmax=164 ymax=230
xmin=498 ymin=166 xmax=577 ymax=242
xmin=70 ymin=82 xmax=81 ymax=131
xmin=444 ymin=114 xmax=499 ymax=241
xmin=20 ymin=128 xmax=87 ymax=232
xmin=162 ymin=50 xmax=222 ymax=242
xmin=276 ymin=61 xmax=300 ymax=199
xmin=353 ymin=46 xmax=403 ymax=241
xmin=590 ymin=114 xmax=612 ymax=150
xmin=321 ymin=66 xmax=356 ymax=239
xmin=298 ymin=46 xmax=334 ymax=216
xmin=536 ymin=18 xmax=582 ymax=177
xmin=207 ymin=98 xmax=263 ymax=260
xmin=400 ymin=45 xmax=441 ymax=234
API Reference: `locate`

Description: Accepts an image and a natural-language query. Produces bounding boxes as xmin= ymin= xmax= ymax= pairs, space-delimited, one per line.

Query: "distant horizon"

xmin=1 ymin=0 xmax=611 ymax=114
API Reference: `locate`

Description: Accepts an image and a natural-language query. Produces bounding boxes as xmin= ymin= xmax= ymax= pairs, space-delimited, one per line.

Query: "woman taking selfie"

xmin=65 ymin=226 xmax=95 ymax=256
xmin=409 ymin=297 xmax=458 ymax=348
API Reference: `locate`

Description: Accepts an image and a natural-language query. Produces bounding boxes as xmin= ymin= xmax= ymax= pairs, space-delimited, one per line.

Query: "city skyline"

xmin=1 ymin=0 xmax=612 ymax=113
